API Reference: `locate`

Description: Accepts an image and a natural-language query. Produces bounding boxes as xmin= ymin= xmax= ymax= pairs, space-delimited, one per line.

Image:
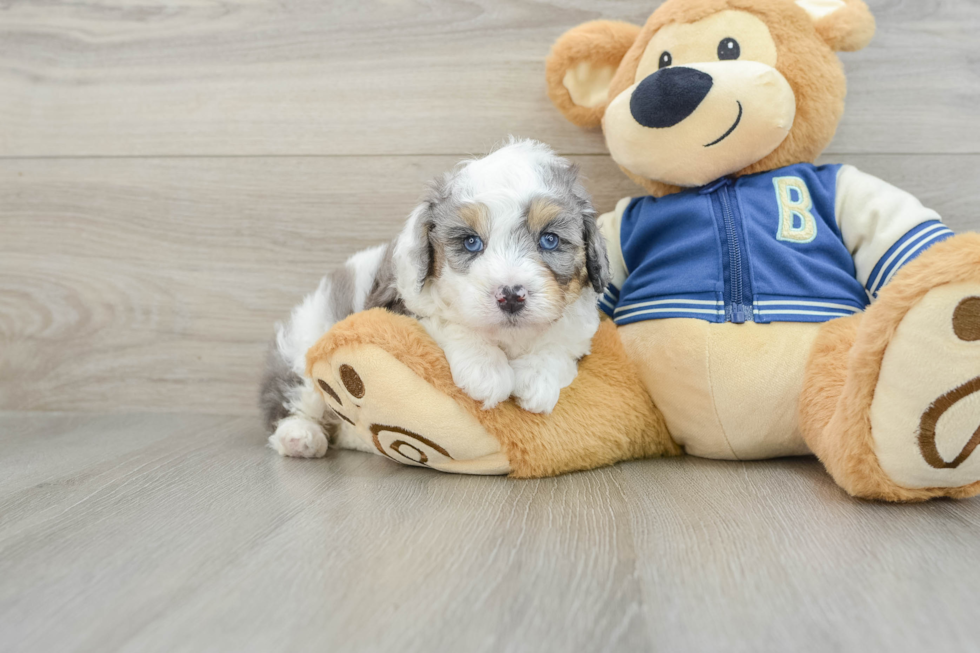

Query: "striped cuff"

xmin=753 ymin=297 xmax=864 ymax=324
xmin=598 ymin=284 xmax=619 ymax=318
xmin=613 ymin=293 xmax=725 ymax=325
xmin=866 ymin=221 xmax=955 ymax=298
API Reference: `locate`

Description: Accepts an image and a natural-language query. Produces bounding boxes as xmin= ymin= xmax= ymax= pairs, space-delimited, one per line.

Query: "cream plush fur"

xmin=619 ymin=319 xmax=817 ymax=460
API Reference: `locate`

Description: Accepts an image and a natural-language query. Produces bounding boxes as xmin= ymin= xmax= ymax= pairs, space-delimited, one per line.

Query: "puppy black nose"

xmin=630 ymin=67 xmax=713 ymax=129
xmin=495 ymin=285 xmax=527 ymax=315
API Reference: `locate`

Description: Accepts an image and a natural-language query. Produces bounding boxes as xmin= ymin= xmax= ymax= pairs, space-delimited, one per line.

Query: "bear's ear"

xmin=796 ymin=0 xmax=876 ymax=51
xmin=545 ymin=20 xmax=641 ymax=128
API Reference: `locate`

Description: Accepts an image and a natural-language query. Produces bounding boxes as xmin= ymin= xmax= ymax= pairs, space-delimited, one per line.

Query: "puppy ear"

xmin=557 ymin=162 xmax=611 ymax=293
xmin=392 ymin=200 xmax=437 ymax=301
xmin=545 ymin=20 xmax=641 ymax=128
xmin=796 ymin=0 xmax=875 ymax=51
xmin=583 ymin=212 xmax=611 ymax=294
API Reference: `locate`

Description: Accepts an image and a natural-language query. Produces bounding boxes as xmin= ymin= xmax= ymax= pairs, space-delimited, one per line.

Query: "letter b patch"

xmin=773 ymin=176 xmax=817 ymax=244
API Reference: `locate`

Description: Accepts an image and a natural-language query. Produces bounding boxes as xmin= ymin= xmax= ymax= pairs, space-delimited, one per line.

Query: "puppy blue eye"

xmin=463 ymin=235 xmax=484 ymax=253
xmin=539 ymin=233 xmax=560 ymax=251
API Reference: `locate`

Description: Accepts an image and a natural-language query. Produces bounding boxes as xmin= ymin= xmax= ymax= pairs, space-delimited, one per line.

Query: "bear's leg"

xmin=305 ymin=309 xmax=679 ymax=477
xmin=308 ymin=321 xmax=512 ymax=474
xmin=800 ymin=234 xmax=980 ymax=501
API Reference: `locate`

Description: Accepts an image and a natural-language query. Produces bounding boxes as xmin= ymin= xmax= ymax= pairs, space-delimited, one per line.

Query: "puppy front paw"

xmin=450 ymin=356 xmax=515 ymax=410
xmin=269 ymin=417 xmax=329 ymax=458
xmin=512 ymin=363 xmax=562 ymax=414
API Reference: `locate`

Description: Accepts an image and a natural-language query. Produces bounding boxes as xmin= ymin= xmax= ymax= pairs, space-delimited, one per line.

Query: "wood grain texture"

xmin=0 ymin=0 xmax=977 ymax=157
xmin=2 ymin=154 xmax=979 ymax=415
xmin=2 ymin=411 xmax=980 ymax=653
xmin=0 ymin=154 xmax=643 ymax=414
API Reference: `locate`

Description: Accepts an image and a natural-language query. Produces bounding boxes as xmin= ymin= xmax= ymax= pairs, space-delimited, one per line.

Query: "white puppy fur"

xmin=261 ymin=138 xmax=610 ymax=458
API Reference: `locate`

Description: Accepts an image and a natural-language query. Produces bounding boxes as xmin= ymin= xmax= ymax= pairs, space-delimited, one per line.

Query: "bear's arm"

xmin=835 ymin=165 xmax=954 ymax=299
xmin=597 ymin=196 xmax=633 ymax=317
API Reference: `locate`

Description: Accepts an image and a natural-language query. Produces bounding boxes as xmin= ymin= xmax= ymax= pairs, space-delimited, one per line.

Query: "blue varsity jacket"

xmin=599 ymin=163 xmax=954 ymax=325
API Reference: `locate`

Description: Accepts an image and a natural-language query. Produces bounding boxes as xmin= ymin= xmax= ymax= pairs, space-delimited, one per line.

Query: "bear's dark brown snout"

xmin=630 ymin=67 xmax=713 ymax=129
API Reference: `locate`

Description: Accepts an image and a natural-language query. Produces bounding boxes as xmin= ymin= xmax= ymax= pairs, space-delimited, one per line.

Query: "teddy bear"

xmin=304 ymin=0 xmax=980 ymax=502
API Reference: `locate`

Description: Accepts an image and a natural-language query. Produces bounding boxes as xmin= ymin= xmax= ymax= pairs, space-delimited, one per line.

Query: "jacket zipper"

xmin=719 ymin=184 xmax=746 ymax=323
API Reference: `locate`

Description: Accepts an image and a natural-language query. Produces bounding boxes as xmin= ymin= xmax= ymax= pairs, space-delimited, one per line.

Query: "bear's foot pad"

xmin=872 ymin=283 xmax=980 ymax=489
xmin=310 ymin=344 xmax=511 ymax=475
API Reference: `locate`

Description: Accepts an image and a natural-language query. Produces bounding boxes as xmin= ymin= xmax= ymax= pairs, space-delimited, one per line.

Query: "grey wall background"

xmin=2 ymin=0 xmax=978 ymax=416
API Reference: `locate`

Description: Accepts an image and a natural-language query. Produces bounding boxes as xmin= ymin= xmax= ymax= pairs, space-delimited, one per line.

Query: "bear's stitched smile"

xmin=704 ymin=101 xmax=743 ymax=147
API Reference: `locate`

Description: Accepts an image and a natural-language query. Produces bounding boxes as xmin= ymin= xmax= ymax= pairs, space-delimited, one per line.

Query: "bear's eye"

xmin=718 ymin=38 xmax=740 ymax=60
xmin=658 ymin=51 xmax=672 ymax=69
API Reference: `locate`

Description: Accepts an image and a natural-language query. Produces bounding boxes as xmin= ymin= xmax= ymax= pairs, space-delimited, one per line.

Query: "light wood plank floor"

xmin=2 ymin=0 xmax=980 ymax=650
xmin=4 ymin=411 xmax=980 ymax=653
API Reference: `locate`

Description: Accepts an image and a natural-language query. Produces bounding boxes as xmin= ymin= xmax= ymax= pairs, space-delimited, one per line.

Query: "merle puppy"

xmin=261 ymin=139 xmax=610 ymax=458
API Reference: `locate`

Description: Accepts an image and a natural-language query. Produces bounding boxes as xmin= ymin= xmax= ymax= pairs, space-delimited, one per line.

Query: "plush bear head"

xmin=546 ymin=0 xmax=876 ymax=197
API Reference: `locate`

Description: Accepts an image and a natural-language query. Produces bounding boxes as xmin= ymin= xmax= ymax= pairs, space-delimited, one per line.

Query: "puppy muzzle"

xmin=495 ymin=285 xmax=527 ymax=315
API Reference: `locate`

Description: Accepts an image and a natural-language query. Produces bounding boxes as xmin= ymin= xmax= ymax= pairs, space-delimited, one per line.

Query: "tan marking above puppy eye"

xmin=458 ymin=203 xmax=489 ymax=234
xmin=527 ymin=199 xmax=563 ymax=233
xmin=636 ymin=10 xmax=778 ymax=83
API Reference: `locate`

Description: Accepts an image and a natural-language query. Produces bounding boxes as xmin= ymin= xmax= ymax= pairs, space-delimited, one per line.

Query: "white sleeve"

xmin=836 ymin=165 xmax=953 ymax=298
xmin=597 ymin=196 xmax=632 ymax=316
